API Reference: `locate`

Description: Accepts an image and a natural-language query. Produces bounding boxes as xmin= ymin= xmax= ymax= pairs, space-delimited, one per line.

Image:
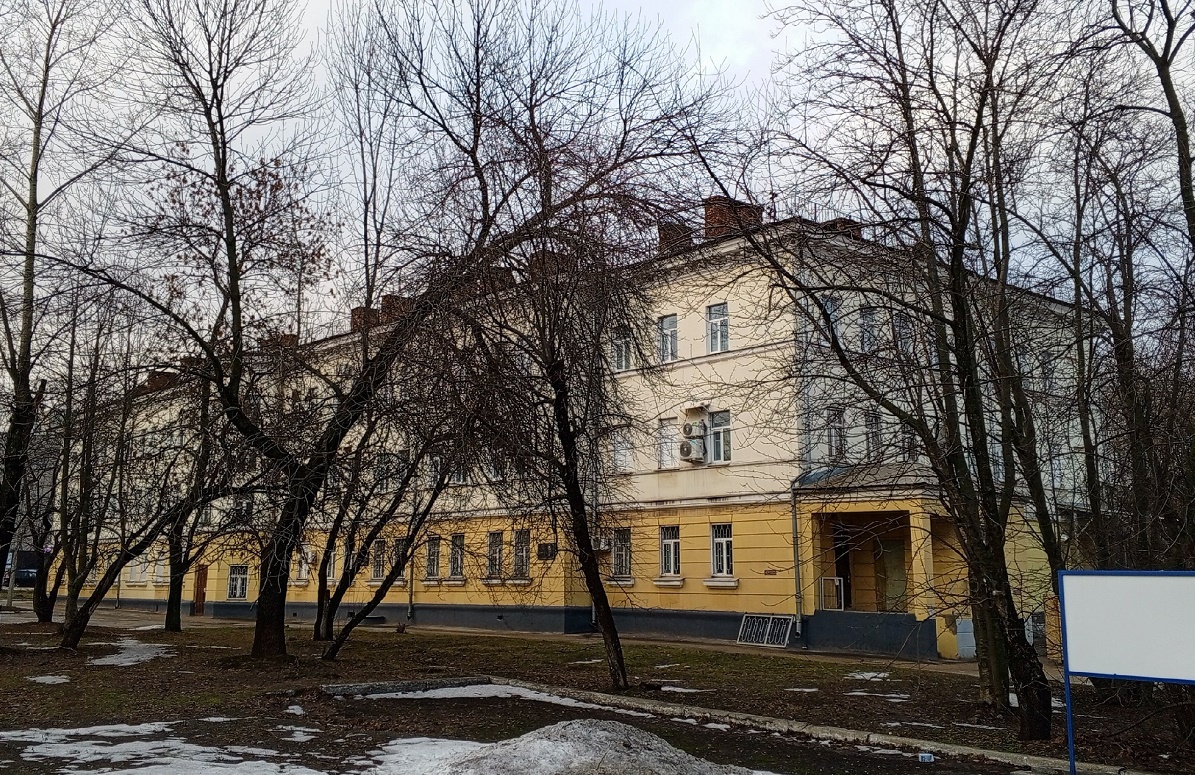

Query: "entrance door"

xmin=192 ymin=565 xmax=208 ymax=615
xmin=831 ymin=524 xmax=854 ymax=609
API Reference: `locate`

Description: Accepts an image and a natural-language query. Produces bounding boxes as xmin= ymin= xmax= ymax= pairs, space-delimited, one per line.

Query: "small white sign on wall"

xmin=1060 ymin=572 xmax=1195 ymax=682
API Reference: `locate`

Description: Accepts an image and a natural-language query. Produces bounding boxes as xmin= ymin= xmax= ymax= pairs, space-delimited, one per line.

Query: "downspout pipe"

xmin=791 ymin=477 xmax=805 ymax=647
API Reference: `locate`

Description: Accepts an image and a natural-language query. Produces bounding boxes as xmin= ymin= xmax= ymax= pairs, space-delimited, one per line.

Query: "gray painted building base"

xmin=196 ymin=601 xmax=935 ymax=659
xmin=800 ymin=610 xmax=939 ymax=660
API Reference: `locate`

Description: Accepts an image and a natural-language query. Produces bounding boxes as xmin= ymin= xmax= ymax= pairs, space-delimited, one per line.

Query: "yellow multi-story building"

xmin=98 ymin=198 xmax=1073 ymax=661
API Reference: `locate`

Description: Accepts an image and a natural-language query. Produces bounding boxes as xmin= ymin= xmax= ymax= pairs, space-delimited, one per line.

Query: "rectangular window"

xmin=660 ymin=526 xmax=681 ymax=576
xmin=612 ymin=528 xmax=632 ymax=578
xmin=902 ymin=424 xmax=919 ymax=463
xmin=487 ymin=531 xmax=504 ymax=578
xmin=709 ymin=411 xmax=731 ymax=462
xmin=707 ymin=303 xmax=729 ymax=353
xmin=377 ymin=450 xmax=410 ymax=491
xmin=820 ymin=296 xmax=842 ymax=342
xmin=393 ymin=536 xmax=410 ymax=574
xmin=448 ymin=466 xmax=468 ymax=485
xmin=711 ymin=524 xmax=733 ymax=577
xmin=827 ymin=408 xmax=846 ymax=459
xmin=657 ymin=314 xmax=678 ymax=363
xmin=294 ymin=545 xmax=311 ymax=582
xmin=513 ymin=529 xmax=531 ymax=578
xmin=656 ymin=419 xmax=678 ymax=469
xmin=893 ymin=311 xmax=915 ymax=358
xmin=865 ymin=410 xmax=882 ymax=459
xmin=371 ymin=538 xmax=387 ymax=580
xmin=227 ymin=565 xmax=249 ymax=600
xmin=612 ymin=432 xmax=633 ymax=473
xmin=426 ymin=536 xmax=441 ymax=578
xmin=612 ymin=330 xmax=633 ymax=371
xmin=449 ymin=534 xmax=465 ymax=577
xmin=325 ymin=544 xmax=337 ymax=580
xmin=859 ymin=306 xmax=878 ymax=353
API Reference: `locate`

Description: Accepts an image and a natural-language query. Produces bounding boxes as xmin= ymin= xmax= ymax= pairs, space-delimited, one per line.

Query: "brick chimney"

xmin=822 ymin=217 xmax=865 ymax=240
xmin=350 ymin=305 xmax=379 ymax=332
xmin=657 ymin=222 xmax=694 ymax=254
xmin=703 ymin=196 xmax=763 ymax=239
xmin=380 ymin=294 xmax=413 ymax=322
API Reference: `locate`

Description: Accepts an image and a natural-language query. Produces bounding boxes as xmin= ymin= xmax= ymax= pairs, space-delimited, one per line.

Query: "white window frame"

xmin=656 ymin=419 xmax=678 ymax=469
xmin=819 ymin=295 xmax=842 ymax=343
xmin=294 ymin=544 xmax=311 ymax=582
xmin=660 ymin=525 xmax=681 ymax=576
xmin=859 ymin=306 xmax=878 ymax=353
xmin=612 ymin=332 xmax=633 ymax=371
xmin=426 ymin=535 xmax=441 ymax=578
xmin=513 ymin=529 xmax=531 ymax=579
xmin=827 ymin=408 xmax=846 ymax=460
xmin=902 ymin=424 xmax=919 ymax=463
xmin=711 ymin=524 xmax=733 ymax=577
xmin=709 ymin=411 xmax=731 ymax=463
xmin=449 ymin=533 xmax=465 ymax=578
xmin=371 ymin=538 xmax=388 ymax=580
xmin=612 ymin=431 xmax=633 ymax=473
xmin=487 ymin=531 xmax=504 ymax=578
xmin=227 ymin=564 xmax=249 ymax=600
xmin=657 ymin=314 xmax=678 ymax=363
xmin=864 ymin=410 xmax=882 ymax=459
xmin=612 ymin=528 xmax=632 ymax=578
xmin=707 ymin=302 xmax=729 ymax=353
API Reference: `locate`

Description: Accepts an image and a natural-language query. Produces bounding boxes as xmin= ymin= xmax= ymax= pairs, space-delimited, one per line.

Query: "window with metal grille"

xmin=227 ymin=565 xmax=249 ymax=600
xmin=737 ymin=614 xmax=795 ymax=648
xmin=707 ymin=303 xmax=729 ymax=353
xmin=487 ymin=531 xmax=504 ymax=578
xmin=449 ymin=534 xmax=465 ymax=577
xmin=612 ymin=528 xmax=632 ymax=577
xmin=426 ymin=536 xmax=441 ymax=578
xmin=393 ymin=537 xmax=409 ymax=574
xmin=513 ymin=529 xmax=531 ymax=578
xmin=371 ymin=539 xmax=387 ymax=579
xmin=709 ymin=411 xmax=731 ymax=462
xmin=660 ymin=526 xmax=680 ymax=576
xmin=711 ymin=523 xmax=733 ymax=576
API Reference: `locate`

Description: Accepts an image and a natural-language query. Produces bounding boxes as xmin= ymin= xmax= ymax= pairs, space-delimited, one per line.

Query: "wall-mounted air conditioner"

xmin=679 ymin=438 xmax=705 ymax=463
xmin=682 ymin=420 xmax=707 ymax=438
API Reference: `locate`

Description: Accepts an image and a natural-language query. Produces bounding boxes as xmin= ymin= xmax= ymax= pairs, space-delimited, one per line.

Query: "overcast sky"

xmin=302 ymin=0 xmax=788 ymax=88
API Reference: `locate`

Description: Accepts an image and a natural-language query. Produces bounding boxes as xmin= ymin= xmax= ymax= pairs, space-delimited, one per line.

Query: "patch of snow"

xmin=363 ymin=682 xmax=654 ymax=719
xmin=89 ymin=638 xmax=173 ymax=667
xmin=130 ymin=624 xmax=164 ymax=631
xmin=567 ymin=658 xmax=602 ymax=665
xmin=655 ymin=663 xmax=682 ymax=669
xmin=844 ymin=691 xmax=910 ymax=702
xmin=27 ymin=675 xmax=69 ymax=685
xmin=845 ymin=671 xmax=889 ymax=681
xmin=275 ymin=726 xmax=319 ymax=743
xmin=671 ymin=717 xmax=699 ymax=725
xmin=0 ymin=723 xmax=175 ymax=744
xmin=952 ymin=722 xmax=1003 ymax=731
xmin=784 ymin=687 xmax=818 ymax=693
xmin=881 ymin=721 xmax=944 ymax=729
xmin=284 ymin=705 xmax=305 ymax=716
xmin=703 ymin=723 xmax=731 ymax=731
xmin=660 ymin=686 xmax=713 ymax=693
xmin=201 ymin=717 xmax=238 ymax=723
xmin=365 ymin=720 xmax=777 ymax=775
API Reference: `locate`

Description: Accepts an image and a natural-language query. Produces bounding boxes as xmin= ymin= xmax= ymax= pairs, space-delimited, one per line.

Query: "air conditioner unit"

xmin=679 ymin=438 xmax=705 ymax=463
xmin=682 ymin=420 xmax=707 ymax=438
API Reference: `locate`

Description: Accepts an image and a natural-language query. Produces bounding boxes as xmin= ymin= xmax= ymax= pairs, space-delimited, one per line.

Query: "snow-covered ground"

xmin=0 ymin=718 xmax=780 ymax=774
xmin=362 ymin=682 xmax=655 ymax=719
xmin=88 ymin=638 xmax=173 ymax=667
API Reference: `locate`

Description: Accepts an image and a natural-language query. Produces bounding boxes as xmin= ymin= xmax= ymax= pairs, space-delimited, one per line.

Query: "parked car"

xmin=2 ymin=568 xmax=36 ymax=587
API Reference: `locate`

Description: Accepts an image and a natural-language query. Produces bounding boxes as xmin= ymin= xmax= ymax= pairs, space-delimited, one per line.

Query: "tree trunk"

xmin=250 ymin=500 xmax=305 ymax=657
xmin=32 ymin=560 xmax=57 ymax=622
xmin=165 ymin=556 xmax=185 ymax=633
xmin=574 ymin=533 xmax=629 ymax=690
xmin=970 ymin=586 xmax=1010 ymax=711
xmin=0 ymin=397 xmax=36 ymax=580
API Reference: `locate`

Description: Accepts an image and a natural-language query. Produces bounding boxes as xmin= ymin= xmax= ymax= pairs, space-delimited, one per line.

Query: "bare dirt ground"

xmin=0 ymin=607 xmax=1181 ymax=773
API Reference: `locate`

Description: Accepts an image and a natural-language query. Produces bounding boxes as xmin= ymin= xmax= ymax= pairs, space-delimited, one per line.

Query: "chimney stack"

xmin=657 ymin=222 xmax=694 ymax=254
xmin=703 ymin=196 xmax=763 ymax=239
xmin=350 ymin=305 xmax=380 ymax=332
xmin=822 ymin=217 xmax=865 ymax=240
xmin=380 ymin=294 xmax=413 ymax=322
